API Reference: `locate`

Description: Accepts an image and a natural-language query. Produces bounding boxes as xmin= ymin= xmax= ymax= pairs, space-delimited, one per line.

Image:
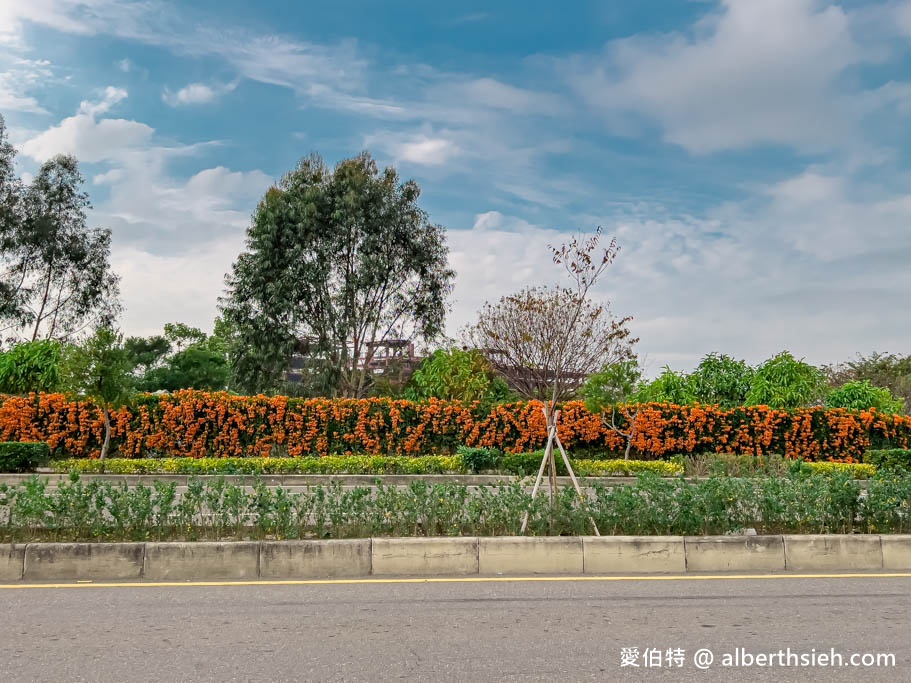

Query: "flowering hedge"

xmin=1 ymin=391 xmax=910 ymax=461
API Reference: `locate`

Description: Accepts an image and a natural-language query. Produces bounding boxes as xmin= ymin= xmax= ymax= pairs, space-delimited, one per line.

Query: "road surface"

xmin=0 ymin=573 xmax=908 ymax=681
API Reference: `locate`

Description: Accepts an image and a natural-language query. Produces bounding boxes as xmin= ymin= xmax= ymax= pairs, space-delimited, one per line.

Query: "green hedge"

xmin=0 ymin=442 xmax=49 ymax=472
xmin=864 ymin=449 xmax=911 ymax=471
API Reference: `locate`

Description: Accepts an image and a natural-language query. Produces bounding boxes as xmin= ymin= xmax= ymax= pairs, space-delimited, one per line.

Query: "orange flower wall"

xmin=1 ymin=391 xmax=909 ymax=461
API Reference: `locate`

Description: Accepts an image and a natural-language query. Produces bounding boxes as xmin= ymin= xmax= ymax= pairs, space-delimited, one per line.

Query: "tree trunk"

xmin=100 ymin=406 xmax=112 ymax=463
xmin=31 ymin=265 xmax=55 ymax=341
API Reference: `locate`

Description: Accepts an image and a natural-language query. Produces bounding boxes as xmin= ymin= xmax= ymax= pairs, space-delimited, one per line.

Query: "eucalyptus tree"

xmin=0 ymin=128 xmax=119 ymax=343
xmin=221 ymin=152 xmax=454 ymax=397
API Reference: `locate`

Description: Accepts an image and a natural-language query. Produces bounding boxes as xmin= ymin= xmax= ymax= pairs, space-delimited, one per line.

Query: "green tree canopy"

xmin=124 ymin=335 xmax=171 ymax=375
xmin=0 ymin=339 xmax=66 ymax=395
xmin=633 ymin=366 xmax=696 ymax=405
xmin=64 ymin=326 xmax=133 ymax=461
xmin=687 ymin=352 xmax=754 ymax=408
xmin=825 ymin=379 xmax=904 ymax=414
xmin=824 ymin=352 xmax=911 ymax=414
xmin=580 ymin=358 xmax=643 ymax=412
xmin=746 ymin=351 xmax=826 ymax=409
xmin=125 ymin=322 xmax=229 ymax=392
xmin=221 ymin=152 xmax=454 ymax=397
xmin=406 ymin=347 xmax=514 ymax=404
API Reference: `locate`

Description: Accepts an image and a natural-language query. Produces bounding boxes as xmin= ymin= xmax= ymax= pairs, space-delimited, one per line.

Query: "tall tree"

xmin=0 ymin=115 xmax=27 ymax=331
xmin=0 ymin=151 xmax=119 ymax=342
xmin=221 ymin=152 xmax=454 ymax=397
xmin=124 ymin=334 xmax=171 ymax=377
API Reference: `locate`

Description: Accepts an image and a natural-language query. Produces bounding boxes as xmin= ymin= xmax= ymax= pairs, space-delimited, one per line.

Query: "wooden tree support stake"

xmin=520 ymin=406 xmax=600 ymax=536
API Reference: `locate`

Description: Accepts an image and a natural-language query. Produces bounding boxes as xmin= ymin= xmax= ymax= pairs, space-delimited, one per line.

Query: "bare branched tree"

xmin=467 ymin=286 xmax=634 ymax=404
xmin=465 ymin=226 xmax=637 ymax=532
xmin=466 ymin=227 xmax=636 ymax=409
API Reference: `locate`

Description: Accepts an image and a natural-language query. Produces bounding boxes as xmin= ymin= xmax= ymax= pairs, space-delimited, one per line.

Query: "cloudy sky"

xmin=2 ymin=0 xmax=910 ymax=376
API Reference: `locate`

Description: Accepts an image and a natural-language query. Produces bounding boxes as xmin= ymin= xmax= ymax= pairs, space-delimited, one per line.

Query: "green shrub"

xmin=864 ymin=449 xmax=911 ymax=471
xmin=457 ymin=446 xmax=503 ymax=473
xmin=50 ymin=453 xmax=681 ymax=478
xmin=825 ymin=380 xmax=904 ymax=414
xmin=572 ymin=459 xmax=683 ymax=477
xmin=501 ymin=451 xmax=548 ymax=476
xmin=0 ymin=442 xmax=50 ymax=472
xmin=673 ymin=453 xmax=792 ymax=477
xmin=2 ymin=470 xmax=911 ymax=542
xmin=793 ymin=461 xmax=876 ymax=479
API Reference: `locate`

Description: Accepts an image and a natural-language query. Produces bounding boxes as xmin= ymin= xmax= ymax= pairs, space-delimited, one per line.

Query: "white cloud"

xmin=162 ymin=81 xmax=237 ymax=106
xmin=20 ymin=89 xmax=152 ymax=163
xmin=20 ymin=92 xmax=271 ymax=256
xmin=471 ymin=211 xmax=537 ymax=232
xmin=447 ymin=78 xmax=565 ymax=115
xmin=396 ymin=137 xmax=459 ymax=166
xmin=0 ymin=0 xmax=151 ymax=47
xmin=93 ymin=168 xmax=123 ymax=185
xmin=113 ymin=240 xmax=246 ymax=336
xmin=0 ymin=74 xmax=43 ymax=113
xmin=77 ymin=85 xmax=127 ymax=116
xmin=0 ymin=56 xmax=54 ymax=113
xmin=365 ymin=129 xmax=463 ymax=167
xmin=567 ymin=0 xmax=870 ymax=153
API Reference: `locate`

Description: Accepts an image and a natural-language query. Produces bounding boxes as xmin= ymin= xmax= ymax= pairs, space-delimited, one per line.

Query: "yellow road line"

xmin=1 ymin=573 xmax=910 ymax=590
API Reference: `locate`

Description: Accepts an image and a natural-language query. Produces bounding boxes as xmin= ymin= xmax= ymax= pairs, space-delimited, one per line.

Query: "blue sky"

xmin=3 ymin=0 xmax=911 ymax=374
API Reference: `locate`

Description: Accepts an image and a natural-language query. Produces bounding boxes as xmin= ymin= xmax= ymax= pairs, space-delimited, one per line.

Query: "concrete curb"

xmin=2 ymin=534 xmax=908 ymax=582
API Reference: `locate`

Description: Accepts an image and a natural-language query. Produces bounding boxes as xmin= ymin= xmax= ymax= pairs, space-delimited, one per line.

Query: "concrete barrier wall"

xmin=261 ymin=539 xmax=371 ymax=578
xmin=685 ymin=536 xmax=786 ymax=572
xmin=784 ymin=535 xmax=883 ymax=571
xmin=144 ymin=542 xmax=260 ymax=581
xmin=583 ymin=536 xmax=685 ymax=573
xmin=0 ymin=544 xmax=25 ymax=581
xmin=479 ymin=537 xmax=583 ymax=574
xmin=1 ymin=535 xmax=903 ymax=582
xmin=373 ymin=538 xmax=478 ymax=576
xmin=23 ymin=543 xmax=144 ymax=581
xmin=881 ymin=535 xmax=911 ymax=570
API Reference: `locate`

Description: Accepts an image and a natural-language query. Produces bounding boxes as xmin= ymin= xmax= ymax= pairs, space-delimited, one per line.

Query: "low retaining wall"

xmin=2 ymin=535 xmax=908 ymax=582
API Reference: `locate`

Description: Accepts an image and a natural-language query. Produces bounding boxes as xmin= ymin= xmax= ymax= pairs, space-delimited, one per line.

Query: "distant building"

xmin=284 ymin=338 xmax=424 ymax=388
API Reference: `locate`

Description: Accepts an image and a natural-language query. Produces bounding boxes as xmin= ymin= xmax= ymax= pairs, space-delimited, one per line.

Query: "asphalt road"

xmin=0 ymin=574 xmax=909 ymax=682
